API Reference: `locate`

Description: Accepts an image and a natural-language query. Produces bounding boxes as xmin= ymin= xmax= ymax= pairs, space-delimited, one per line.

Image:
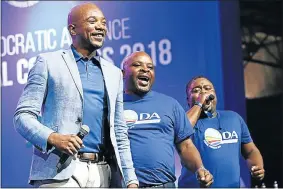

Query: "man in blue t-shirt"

xmin=122 ymin=52 xmax=213 ymax=188
xmin=178 ymin=76 xmax=265 ymax=188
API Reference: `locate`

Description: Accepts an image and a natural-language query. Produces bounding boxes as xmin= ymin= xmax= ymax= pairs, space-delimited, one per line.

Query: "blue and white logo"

xmin=124 ymin=110 xmax=161 ymax=129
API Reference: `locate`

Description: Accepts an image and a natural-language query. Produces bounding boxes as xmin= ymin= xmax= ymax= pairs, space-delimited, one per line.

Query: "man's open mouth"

xmin=137 ymin=75 xmax=150 ymax=86
xmin=91 ymin=32 xmax=105 ymax=40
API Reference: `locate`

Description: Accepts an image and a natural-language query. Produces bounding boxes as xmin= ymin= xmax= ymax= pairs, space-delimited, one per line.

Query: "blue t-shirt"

xmin=123 ymin=91 xmax=194 ymax=186
xmin=178 ymin=110 xmax=252 ymax=188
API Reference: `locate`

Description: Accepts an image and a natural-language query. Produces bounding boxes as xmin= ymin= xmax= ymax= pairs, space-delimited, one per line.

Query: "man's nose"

xmin=140 ymin=65 xmax=150 ymax=72
xmin=200 ymin=89 xmax=208 ymax=94
xmin=95 ymin=22 xmax=107 ymax=31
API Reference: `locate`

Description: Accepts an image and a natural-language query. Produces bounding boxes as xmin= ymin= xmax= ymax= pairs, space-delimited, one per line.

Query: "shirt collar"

xmin=195 ymin=111 xmax=221 ymax=132
xmin=124 ymin=91 xmax=154 ymax=102
xmin=71 ymin=45 xmax=100 ymax=63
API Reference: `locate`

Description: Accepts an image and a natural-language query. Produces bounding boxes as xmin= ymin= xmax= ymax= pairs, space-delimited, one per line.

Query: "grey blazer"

xmin=13 ymin=48 xmax=137 ymax=186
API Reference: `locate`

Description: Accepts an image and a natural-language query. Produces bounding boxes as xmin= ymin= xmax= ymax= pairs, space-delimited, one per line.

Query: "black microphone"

xmin=56 ymin=125 xmax=90 ymax=170
xmin=76 ymin=125 xmax=90 ymax=139
xmin=206 ymin=94 xmax=215 ymax=102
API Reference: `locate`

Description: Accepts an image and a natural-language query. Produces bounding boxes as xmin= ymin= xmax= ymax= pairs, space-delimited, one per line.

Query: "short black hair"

xmin=185 ymin=75 xmax=211 ymax=97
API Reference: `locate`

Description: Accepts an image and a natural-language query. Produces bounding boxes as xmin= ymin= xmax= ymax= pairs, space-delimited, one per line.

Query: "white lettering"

xmin=120 ymin=44 xmax=131 ymax=69
xmin=15 ymin=33 xmax=25 ymax=54
xmin=139 ymin=112 xmax=160 ymax=120
xmin=107 ymin=18 xmax=131 ymax=41
xmin=121 ymin=17 xmax=131 ymax=39
xmin=133 ymin=42 xmax=145 ymax=52
xmin=60 ymin=27 xmax=72 ymax=48
xmin=34 ymin=30 xmax=44 ymax=51
xmin=112 ymin=19 xmax=121 ymax=40
xmin=101 ymin=47 xmax=114 ymax=64
xmin=150 ymin=112 xmax=160 ymax=119
xmin=222 ymin=131 xmax=232 ymax=140
xmin=222 ymin=131 xmax=238 ymax=140
xmin=140 ymin=113 xmax=151 ymax=120
xmin=6 ymin=35 xmax=16 ymax=56
xmin=47 ymin=29 xmax=57 ymax=50
xmin=1 ymin=36 xmax=6 ymax=57
xmin=231 ymin=131 xmax=238 ymax=139
xmin=2 ymin=29 xmax=59 ymax=57
xmin=17 ymin=58 xmax=29 ymax=84
xmin=159 ymin=39 xmax=172 ymax=65
xmin=25 ymin=32 xmax=36 ymax=53
xmin=1 ymin=61 xmax=13 ymax=86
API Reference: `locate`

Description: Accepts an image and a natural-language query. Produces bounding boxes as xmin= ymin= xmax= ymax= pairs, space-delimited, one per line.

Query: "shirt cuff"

xmin=127 ymin=180 xmax=139 ymax=187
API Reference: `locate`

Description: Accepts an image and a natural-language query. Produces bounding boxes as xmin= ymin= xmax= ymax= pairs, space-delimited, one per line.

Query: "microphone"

xmin=76 ymin=124 xmax=90 ymax=139
xmin=206 ymin=94 xmax=215 ymax=102
xmin=56 ymin=125 xmax=90 ymax=170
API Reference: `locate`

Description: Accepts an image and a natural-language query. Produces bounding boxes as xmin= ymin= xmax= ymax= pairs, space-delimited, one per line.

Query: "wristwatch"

xmin=194 ymin=101 xmax=203 ymax=108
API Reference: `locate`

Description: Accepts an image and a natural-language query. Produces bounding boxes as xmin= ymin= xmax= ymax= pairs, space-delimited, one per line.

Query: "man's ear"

xmin=68 ymin=24 xmax=76 ymax=36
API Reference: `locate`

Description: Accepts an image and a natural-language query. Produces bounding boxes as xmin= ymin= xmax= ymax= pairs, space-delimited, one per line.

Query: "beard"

xmin=79 ymin=36 xmax=105 ymax=52
xmin=203 ymin=102 xmax=212 ymax=112
xmin=191 ymin=99 xmax=215 ymax=112
xmin=203 ymin=102 xmax=217 ymax=117
xmin=87 ymin=40 xmax=104 ymax=52
xmin=90 ymin=39 xmax=104 ymax=49
xmin=134 ymin=80 xmax=151 ymax=94
xmin=126 ymin=78 xmax=152 ymax=95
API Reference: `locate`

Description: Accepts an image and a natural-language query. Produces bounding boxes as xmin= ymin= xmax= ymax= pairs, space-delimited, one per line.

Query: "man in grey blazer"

xmin=14 ymin=2 xmax=138 ymax=188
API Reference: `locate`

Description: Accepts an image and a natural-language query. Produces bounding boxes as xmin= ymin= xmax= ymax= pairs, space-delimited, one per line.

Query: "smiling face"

xmin=68 ymin=3 xmax=107 ymax=55
xmin=123 ymin=52 xmax=155 ymax=96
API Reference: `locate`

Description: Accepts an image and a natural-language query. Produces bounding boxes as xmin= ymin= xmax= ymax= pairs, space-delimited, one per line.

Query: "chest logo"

xmin=123 ymin=110 xmax=161 ymax=128
xmin=204 ymin=128 xmax=238 ymax=149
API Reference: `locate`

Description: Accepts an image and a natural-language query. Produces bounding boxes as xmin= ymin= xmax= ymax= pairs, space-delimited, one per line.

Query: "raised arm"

xmin=186 ymin=92 xmax=212 ymax=127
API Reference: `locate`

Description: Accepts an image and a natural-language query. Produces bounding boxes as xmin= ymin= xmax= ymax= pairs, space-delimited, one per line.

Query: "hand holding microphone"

xmin=47 ymin=125 xmax=90 ymax=170
xmin=194 ymin=93 xmax=215 ymax=109
xmin=205 ymin=94 xmax=215 ymax=102
xmin=47 ymin=125 xmax=89 ymax=156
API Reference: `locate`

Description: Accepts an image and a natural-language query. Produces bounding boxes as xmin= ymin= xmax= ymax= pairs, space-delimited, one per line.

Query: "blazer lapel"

xmin=62 ymin=49 xmax=83 ymax=98
xmin=100 ymin=58 xmax=113 ymax=110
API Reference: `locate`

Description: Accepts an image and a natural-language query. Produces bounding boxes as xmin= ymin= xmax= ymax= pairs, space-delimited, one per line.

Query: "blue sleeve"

xmin=238 ymin=114 xmax=253 ymax=144
xmin=173 ymin=100 xmax=194 ymax=144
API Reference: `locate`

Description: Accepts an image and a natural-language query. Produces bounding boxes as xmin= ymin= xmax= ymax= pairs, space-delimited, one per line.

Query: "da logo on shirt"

xmin=204 ymin=128 xmax=238 ymax=149
xmin=204 ymin=128 xmax=222 ymax=149
xmin=124 ymin=109 xmax=161 ymax=128
xmin=124 ymin=110 xmax=138 ymax=129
